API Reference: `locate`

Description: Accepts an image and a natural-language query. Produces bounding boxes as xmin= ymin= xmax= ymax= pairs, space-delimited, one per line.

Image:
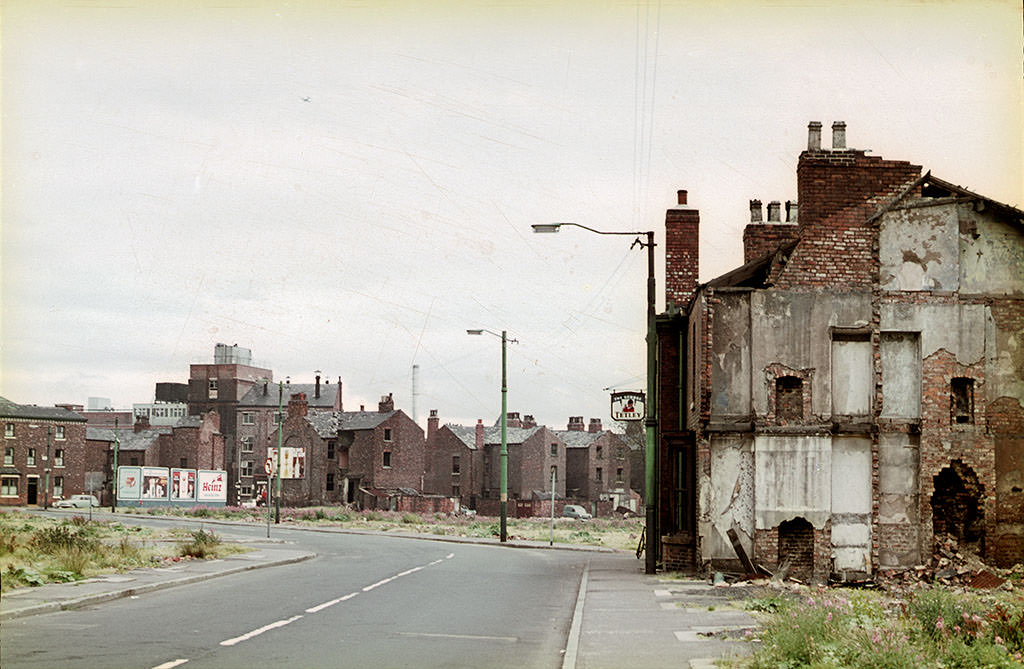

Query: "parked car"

xmin=562 ymin=504 xmax=592 ymax=520
xmin=54 ymin=494 xmax=101 ymax=509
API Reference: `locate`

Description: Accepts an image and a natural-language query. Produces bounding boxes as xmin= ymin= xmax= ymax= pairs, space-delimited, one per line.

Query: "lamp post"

xmin=275 ymin=380 xmax=284 ymax=524
xmin=532 ymin=222 xmax=659 ymax=574
xmin=467 ymin=328 xmax=516 ymax=543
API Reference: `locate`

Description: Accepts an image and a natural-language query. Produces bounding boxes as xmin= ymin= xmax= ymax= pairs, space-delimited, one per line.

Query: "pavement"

xmin=0 ymin=517 xmax=758 ymax=668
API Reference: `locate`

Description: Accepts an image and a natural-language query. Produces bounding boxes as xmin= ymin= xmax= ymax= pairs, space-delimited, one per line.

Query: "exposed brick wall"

xmin=743 ymin=222 xmax=800 ymax=264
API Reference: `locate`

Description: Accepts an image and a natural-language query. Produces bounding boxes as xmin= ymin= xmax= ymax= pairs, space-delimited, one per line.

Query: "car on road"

xmin=54 ymin=494 xmax=101 ymax=508
xmin=562 ymin=504 xmax=592 ymax=520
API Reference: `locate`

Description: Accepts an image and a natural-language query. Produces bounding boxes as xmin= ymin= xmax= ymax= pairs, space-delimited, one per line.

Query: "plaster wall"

xmin=958 ymin=206 xmax=1024 ymax=295
xmin=879 ymin=204 xmax=959 ymax=292
xmin=880 ymin=303 xmax=987 ymax=366
xmin=831 ymin=339 xmax=872 ymax=416
xmin=754 ymin=435 xmax=831 ymax=529
xmin=702 ymin=434 xmax=755 ymax=561
xmin=749 ymin=291 xmax=872 ymax=418
xmin=878 ymin=432 xmax=921 ymax=567
xmin=880 ymin=332 xmax=922 ymax=418
xmin=831 ymin=436 xmax=872 ymax=572
xmin=710 ymin=292 xmax=751 ymax=419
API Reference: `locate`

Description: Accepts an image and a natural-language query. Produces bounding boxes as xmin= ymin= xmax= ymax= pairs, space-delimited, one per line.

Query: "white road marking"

xmin=398 ymin=632 xmax=517 ymax=642
xmin=363 ymin=576 xmax=396 ymax=591
xmin=306 ymin=592 xmax=358 ymax=613
xmin=152 ymin=661 xmax=189 ymax=669
xmin=220 ymin=615 xmax=303 ymax=646
xmin=654 ymin=589 xmax=672 ymax=597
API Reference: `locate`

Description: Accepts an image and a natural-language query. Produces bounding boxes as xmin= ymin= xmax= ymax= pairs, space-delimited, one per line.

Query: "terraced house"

xmin=655 ymin=122 xmax=1024 ymax=580
xmin=1 ymin=397 xmax=87 ymax=507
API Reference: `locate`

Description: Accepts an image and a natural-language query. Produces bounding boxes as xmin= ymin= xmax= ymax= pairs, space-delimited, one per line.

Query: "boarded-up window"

xmin=881 ymin=332 xmax=921 ymax=419
xmin=776 ymin=377 xmax=803 ymax=421
xmin=831 ymin=333 xmax=872 ymax=416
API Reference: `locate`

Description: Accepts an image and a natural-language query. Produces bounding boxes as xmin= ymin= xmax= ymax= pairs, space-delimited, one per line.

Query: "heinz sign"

xmin=196 ymin=470 xmax=228 ymax=503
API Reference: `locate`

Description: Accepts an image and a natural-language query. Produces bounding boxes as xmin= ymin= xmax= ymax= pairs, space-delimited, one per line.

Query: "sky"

xmin=2 ymin=0 xmax=1021 ymax=432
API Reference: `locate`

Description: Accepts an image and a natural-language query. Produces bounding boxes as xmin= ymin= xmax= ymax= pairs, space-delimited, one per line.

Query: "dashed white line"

xmin=220 ymin=615 xmax=303 ymax=646
xmin=152 ymin=661 xmax=189 ymax=669
xmin=306 ymin=592 xmax=359 ymax=613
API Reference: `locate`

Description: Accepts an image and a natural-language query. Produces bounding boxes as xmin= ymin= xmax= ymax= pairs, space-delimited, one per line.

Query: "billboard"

xmin=197 ymin=470 xmax=228 ymax=502
xmin=170 ymin=469 xmax=196 ymax=501
xmin=117 ymin=466 xmax=142 ymax=500
xmin=142 ymin=467 xmax=169 ymax=499
xmin=267 ymin=447 xmax=306 ymax=479
xmin=610 ymin=391 xmax=645 ymax=421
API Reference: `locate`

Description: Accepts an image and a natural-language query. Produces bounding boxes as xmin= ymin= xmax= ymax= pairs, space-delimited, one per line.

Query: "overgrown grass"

xmin=737 ymin=586 xmax=1024 ymax=668
xmin=0 ymin=511 xmax=248 ymax=592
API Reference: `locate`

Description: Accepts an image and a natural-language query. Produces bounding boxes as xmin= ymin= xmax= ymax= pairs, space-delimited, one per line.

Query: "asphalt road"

xmin=1 ymin=519 xmax=589 ymax=669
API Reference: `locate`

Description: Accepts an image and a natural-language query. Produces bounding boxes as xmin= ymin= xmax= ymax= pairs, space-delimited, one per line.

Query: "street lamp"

xmin=531 ymin=221 xmax=660 ymax=575
xmin=44 ymin=426 xmax=52 ymax=510
xmin=467 ymin=328 xmax=517 ymax=543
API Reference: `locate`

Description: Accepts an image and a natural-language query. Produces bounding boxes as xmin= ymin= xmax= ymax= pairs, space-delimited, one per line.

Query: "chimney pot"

xmin=315 ymin=374 xmax=321 ymax=399
xmin=677 ymin=190 xmax=687 ymax=205
xmin=786 ymin=200 xmax=798 ymax=223
xmin=749 ymin=199 xmax=763 ymax=222
xmin=832 ymin=121 xmax=846 ymax=150
xmin=808 ymin=121 xmax=822 ymax=151
xmin=767 ymin=201 xmax=782 ymax=222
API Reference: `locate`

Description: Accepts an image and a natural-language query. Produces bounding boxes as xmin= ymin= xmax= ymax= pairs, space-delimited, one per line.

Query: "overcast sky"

xmin=2 ymin=0 xmax=1021 ymax=431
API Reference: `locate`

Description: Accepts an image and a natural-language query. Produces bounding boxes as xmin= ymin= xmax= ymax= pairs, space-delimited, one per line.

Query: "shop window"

xmin=951 ymin=378 xmax=974 ymax=424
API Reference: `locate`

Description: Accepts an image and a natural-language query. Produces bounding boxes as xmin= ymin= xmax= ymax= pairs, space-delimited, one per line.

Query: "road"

xmin=1 ymin=518 xmax=589 ymax=668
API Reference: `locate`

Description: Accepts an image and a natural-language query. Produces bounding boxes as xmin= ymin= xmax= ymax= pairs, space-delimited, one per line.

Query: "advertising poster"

xmin=197 ymin=470 xmax=228 ymax=503
xmin=170 ymin=469 xmax=196 ymax=500
xmin=117 ymin=466 xmax=142 ymax=500
xmin=142 ymin=467 xmax=169 ymax=499
xmin=267 ymin=447 xmax=306 ymax=479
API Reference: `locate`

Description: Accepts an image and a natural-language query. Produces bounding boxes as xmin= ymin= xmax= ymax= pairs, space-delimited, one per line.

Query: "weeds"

xmin=179 ymin=529 xmax=220 ymax=558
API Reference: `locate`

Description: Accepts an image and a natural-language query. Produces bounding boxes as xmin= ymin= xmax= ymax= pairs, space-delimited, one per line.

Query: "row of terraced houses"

xmin=1 ymin=345 xmax=635 ymax=516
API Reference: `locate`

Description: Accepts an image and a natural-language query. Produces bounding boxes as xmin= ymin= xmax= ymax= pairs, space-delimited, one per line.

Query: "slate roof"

xmin=306 ymin=410 xmax=395 ymax=438
xmin=446 ymin=424 xmax=543 ymax=450
xmin=173 ymin=416 xmax=202 ymax=429
xmin=553 ymin=430 xmax=611 ymax=449
xmin=85 ymin=427 xmax=165 ymax=451
xmin=239 ymin=383 xmax=341 ymax=408
xmin=0 ymin=396 xmax=86 ymax=422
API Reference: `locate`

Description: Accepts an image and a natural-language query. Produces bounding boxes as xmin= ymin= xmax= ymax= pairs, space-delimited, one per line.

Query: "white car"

xmin=54 ymin=494 xmax=101 ymax=509
xmin=562 ymin=504 xmax=592 ymax=520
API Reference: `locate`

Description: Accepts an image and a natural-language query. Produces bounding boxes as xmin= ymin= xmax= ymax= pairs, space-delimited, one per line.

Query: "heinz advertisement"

xmin=197 ymin=470 xmax=228 ymax=503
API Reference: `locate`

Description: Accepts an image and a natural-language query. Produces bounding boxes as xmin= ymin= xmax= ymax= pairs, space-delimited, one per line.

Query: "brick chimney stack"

xmin=568 ymin=416 xmax=585 ymax=431
xmin=288 ymin=392 xmax=308 ymax=418
xmin=506 ymin=412 xmax=522 ymax=428
xmin=588 ymin=418 xmax=602 ymax=433
xmin=427 ymin=409 xmax=439 ymax=442
xmin=522 ymin=414 xmax=537 ymax=429
xmin=134 ymin=414 xmax=150 ymax=432
xmin=475 ymin=419 xmax=485 ymax=449
xmin=378 ymin=393 xmax=394 ymax=413
xmin=664 ymin=189 xmax=700 ymax=309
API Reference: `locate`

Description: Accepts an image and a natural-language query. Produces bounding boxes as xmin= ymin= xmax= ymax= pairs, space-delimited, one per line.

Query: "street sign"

xmin=265 ymin=458 xmax=274 ymax=475
xmin=610 ymin=391 xmax=645 ymax=421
